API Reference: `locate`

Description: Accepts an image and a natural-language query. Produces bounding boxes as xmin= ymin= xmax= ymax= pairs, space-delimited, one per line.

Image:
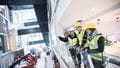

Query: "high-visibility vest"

xmin=68 ymin=37 xmax=78 ymax=46
xmin=77 ymin=30 xmax=85 ymax=46
xmin=87 ymin=35 xmax=103 ymax=61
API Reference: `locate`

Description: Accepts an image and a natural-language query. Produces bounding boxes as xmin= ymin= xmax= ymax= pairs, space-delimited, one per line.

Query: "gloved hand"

xmin=79 ymin=46 xmax=85 ymax=51
xmin=58 ymin=36 xmax=64 ymax=41
xmin=58 ymin=36 xmax=61 ymax=39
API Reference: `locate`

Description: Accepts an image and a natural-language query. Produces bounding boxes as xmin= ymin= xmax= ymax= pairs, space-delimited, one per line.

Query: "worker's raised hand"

xmin=80 ymin=46 xmax=84 ymax=51
xmin=58 ymin=36 xmax=61 ymax=39
xmin=58 ymin=36 xmax=63 ymax=40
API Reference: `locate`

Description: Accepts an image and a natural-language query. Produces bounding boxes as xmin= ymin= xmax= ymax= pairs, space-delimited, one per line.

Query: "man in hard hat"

xmin=73 ymin=20 xmax=88 ymax=67
xmin=73 ymin=20 xmax=83 ymax=33
xmin=58 ymin=26 xmax=79 ymax=66
xmin=73 ymin=20 xmax=88 ymax=48
xmin=85 ymin=23 xmax=105 ymax=68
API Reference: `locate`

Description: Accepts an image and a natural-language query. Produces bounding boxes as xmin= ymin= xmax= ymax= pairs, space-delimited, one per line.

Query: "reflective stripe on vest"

xmin=87 ymin=35 xmax=103 ymax=61
xmin=77 ymin=30 xmax=85 ymax=46
xmin=68 ymin=37 xmax=77 ymax=46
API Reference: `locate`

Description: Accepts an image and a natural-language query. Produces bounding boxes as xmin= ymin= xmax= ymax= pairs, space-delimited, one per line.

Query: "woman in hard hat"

xmin=58 ymin=26 xmax=79 ymax=67
xmin=63 ymin=29 xmax=70 ymax=38
xmin=58 ymin=26 xmax=78 ymax=46
xmin=85 ymin=23 xmax=105 ymax=68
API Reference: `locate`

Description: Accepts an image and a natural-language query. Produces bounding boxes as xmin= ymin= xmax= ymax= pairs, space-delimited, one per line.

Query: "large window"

xmin=12 ymin=8 xmax=37 ymax=24
xmin=10 ymin=7 xmax=38 ymax=30
xmin=10 ymin=5 xmax=45 ymax=50
xmin=0 ymin=5 xmax=9 ymax=52
xmin=18 ymin=32 xmax=44 ymax=49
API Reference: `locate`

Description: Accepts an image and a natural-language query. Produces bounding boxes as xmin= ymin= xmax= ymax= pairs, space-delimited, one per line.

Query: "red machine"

xmin=22 ymin=54 xmax=37 ymax=68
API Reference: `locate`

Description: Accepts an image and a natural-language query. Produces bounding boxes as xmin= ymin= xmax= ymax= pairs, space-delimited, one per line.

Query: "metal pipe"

xmin=0 ymin=13 xmax=9 ymax=22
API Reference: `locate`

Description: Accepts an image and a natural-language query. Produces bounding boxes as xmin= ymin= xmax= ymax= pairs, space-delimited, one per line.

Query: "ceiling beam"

xmin=0 ymin=0 xmax=47 ymax=5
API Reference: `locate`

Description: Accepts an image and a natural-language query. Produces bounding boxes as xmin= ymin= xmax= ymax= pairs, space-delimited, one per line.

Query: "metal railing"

xmin=0 ymin=51 xmax=14 ymax=68
xmin=0 ymin=49 xmax=24 ymax=68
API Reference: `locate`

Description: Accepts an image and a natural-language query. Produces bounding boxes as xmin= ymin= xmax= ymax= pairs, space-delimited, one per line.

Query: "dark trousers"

xmin=69 ymin=48 xmax=81 ymax=65
xmin=92 ymin=59 xmax=104 ymax=68
xmin=77 ymin=53 xmax=81 ymax=64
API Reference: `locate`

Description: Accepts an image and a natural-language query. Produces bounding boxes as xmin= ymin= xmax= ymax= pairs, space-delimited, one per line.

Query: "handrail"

xmin=52 ymin=47 xmax=67 ymax=67
xmin=52 ymin=44 xmax=76 ymax=68
xmin=10 ymin=53 xmax=30 ymax=68
xmin=0 ymin=49 xmax=24 ymax=68
xmin=0 ymin=12 xmax=9 ymax=22
xmin=0 ymin=51 xmax=14 ymax=68
xmin=105 ymin=53 xmax=120 ymax=66
xmin=108 ymin=58 xmax=120 ymax=66
xmin=61 ymin=56 xmax=70 ymax=68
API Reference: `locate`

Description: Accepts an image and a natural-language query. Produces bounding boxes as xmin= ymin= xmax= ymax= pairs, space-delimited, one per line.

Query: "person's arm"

xmin=76 ymin=38 xmax=79 ymax=46
xmin=81 ymin=31 xmax=88 ymax=48
xmin=87 ymin=36 xmax=105 ymax=53
xmin=58 ymin=36 xmax=68 ymax=42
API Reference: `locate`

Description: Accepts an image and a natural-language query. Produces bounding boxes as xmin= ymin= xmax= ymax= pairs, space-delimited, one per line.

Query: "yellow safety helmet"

xmin=73 ymin=20 xmax=82 ymax=27
xmin=85 ymin=23 xmax=96 ymax=29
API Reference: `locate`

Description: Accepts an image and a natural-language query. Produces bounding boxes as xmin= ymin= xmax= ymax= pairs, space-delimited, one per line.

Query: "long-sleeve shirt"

xmin=87 ymin=36 xmax=105 ymax=53
xmin=58 ymin=33 xmax=79 ymax=46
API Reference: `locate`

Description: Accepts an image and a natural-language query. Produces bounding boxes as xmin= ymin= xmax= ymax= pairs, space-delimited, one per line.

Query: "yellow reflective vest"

xmin=86 ymin=35 xmax=103 ymax=61
xmin=68 ymin=37 xmax=78 ymax=46
xmin=77 ymin=30 xmax=85 ymax=46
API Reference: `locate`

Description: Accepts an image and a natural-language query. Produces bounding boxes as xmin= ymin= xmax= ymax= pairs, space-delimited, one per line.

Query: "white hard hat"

xmin=66 ymin=26 xmax=75 ymax=32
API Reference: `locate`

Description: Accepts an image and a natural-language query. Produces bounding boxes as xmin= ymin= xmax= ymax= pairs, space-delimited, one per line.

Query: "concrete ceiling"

xmin=57 ymin=0 xmax=120 ymax=28
xmin=88 ymin=8 xmax=120 ymax=24
xmin=0 ymin=0 xmax=47 ymax=5
xmin=8 ymin=5 xmax=33 ymax=10
xmin=87 ymin=8 xmax=120 ymax=40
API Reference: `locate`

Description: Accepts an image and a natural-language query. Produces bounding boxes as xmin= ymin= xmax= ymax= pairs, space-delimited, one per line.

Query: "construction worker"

xmin=73 ymin=20 xmax=86 ymax=66
xmin=74 ymin=20 xmax=82 ymax=31
xmin=85 ymin=23 xmax=105 ymax=68
xmin=58 ymin=26 xmax=79 ymax=66
xmin=58 ymin=26 xmax=78 ymax=46
xmin=73 ymin=20 xmax=89 ymax=49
